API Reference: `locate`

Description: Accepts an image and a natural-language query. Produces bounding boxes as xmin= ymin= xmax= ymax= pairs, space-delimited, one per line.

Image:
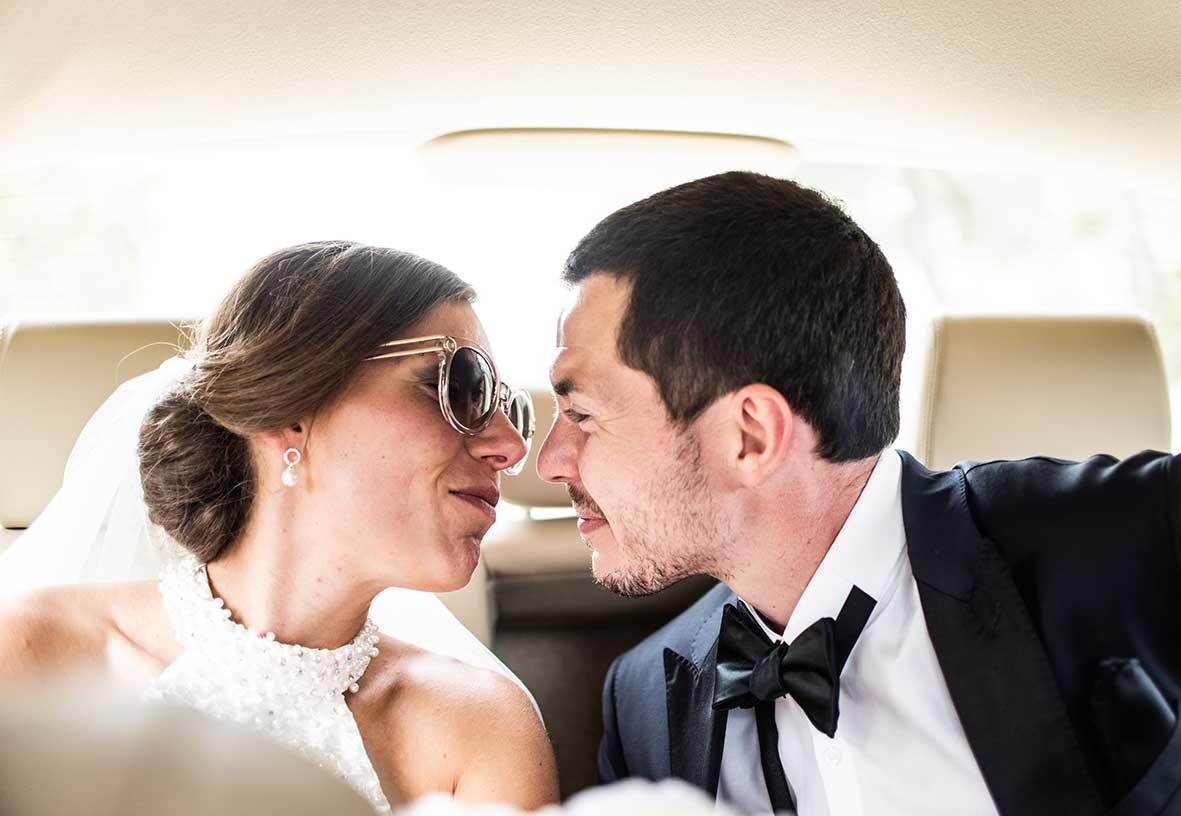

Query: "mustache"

xmin=567 ymin=484 xmax=605 ymax=518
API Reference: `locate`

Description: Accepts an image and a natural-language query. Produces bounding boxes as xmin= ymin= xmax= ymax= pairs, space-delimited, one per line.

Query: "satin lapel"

xmin=665 ymin=592 xmax=733 ymax=795
xmin=898 ymin=452 xmax=1105 ymax=816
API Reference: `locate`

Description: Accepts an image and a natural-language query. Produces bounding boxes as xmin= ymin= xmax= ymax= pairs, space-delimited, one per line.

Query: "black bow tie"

xmin=712 ymin=587 xmax=876 ymax=738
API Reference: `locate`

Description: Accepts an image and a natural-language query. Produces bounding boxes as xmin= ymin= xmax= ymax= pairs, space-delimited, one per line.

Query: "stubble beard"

xmin=593 ymin=432 xmax=728 ymax=597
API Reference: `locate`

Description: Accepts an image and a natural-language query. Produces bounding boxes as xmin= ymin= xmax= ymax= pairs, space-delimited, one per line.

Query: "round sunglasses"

xmin=364 ymin=335 xmax=534 ymax=476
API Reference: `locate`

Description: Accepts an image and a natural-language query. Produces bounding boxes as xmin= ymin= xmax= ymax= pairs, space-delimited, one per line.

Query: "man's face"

xmin=536 ymin=275 xmax=728 ymax=596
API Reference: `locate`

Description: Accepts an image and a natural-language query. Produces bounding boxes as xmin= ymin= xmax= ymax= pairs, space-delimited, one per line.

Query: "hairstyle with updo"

xmin=138 ymin=241 xmax=475 ymax=563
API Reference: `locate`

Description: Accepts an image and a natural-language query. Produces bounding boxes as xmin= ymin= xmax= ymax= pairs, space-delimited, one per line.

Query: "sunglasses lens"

xmin=504 ymin=390 xmax=534 ymax=477
xmin=447 ymin=347 xmax=495 ymax=430
xmin=506 ymin=391 xmax=534 ymax=442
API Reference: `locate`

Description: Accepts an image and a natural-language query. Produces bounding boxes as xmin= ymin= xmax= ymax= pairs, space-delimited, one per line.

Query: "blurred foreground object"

xmin=401 ymin=778 xmax=739 ymax=816
xmin=0 ymin=682 xmax=375 ymax=816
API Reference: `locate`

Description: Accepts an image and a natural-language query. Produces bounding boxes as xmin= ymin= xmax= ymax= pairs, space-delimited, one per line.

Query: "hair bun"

xmin=138 ymin=386 xmax=254 ymax=562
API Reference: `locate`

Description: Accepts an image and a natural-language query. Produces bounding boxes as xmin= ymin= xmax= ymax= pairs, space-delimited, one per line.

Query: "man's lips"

xmin=451 ymin=486 xmax=500 ymax=521
xmin=577 ymin=516 xmax=608 ymax=535
xmin=569 ymin=489 xmax=607 ymax=537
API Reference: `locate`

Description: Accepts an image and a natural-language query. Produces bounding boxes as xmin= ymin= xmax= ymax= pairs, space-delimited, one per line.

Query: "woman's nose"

xmin=468 ymin=406 xmax=528 ymax=471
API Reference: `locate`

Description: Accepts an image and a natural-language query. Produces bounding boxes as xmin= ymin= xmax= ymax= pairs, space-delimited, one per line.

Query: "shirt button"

xmin=824 ymin=745 xmax=843 ymax=765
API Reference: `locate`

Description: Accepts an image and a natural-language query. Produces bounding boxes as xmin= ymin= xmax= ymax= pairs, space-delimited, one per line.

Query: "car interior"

xmin=1 ymin=0 xmax=1178 ymax=807
xmin=0 ymin=311 xmax=1172 ymax=795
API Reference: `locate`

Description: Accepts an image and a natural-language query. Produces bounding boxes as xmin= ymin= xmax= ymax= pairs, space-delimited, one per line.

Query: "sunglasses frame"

xmin=364 ymin=335 xmax=535 ymax=472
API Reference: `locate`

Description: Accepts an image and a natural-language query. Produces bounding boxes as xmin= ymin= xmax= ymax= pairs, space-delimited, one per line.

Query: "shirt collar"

xmin=740 ymin=449 xmax=907 ymax=644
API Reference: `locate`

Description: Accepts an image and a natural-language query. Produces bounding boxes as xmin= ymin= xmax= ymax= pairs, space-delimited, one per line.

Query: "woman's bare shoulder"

xmin=357 ymin=635 xmax=558 ymax=808
xmin=0 ymin=581 xmax=165 ymax=684
xmin=364 ymin=635 xmax=536 ymax=726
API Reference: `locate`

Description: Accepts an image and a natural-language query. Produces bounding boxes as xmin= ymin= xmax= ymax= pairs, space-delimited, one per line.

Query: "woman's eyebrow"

xmin=410 ymin=359 xmax=440 ymax=379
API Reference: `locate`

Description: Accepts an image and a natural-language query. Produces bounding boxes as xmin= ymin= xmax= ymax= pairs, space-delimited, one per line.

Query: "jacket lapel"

xmin=899 ymin=451 xmax=1105 ymax=816
xmin=665 ymin=591 xmax=733 ymax=795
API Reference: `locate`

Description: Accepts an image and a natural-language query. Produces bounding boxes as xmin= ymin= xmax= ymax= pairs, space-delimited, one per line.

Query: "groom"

xmin=536 ymin=172 xmax=1181 ymax=815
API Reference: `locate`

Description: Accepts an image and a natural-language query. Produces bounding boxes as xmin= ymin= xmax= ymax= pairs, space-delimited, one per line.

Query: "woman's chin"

xmin=423 ymin=535 xmax=483 ymax=593
xmin=371 ymin=531 xmax=482 ymax=593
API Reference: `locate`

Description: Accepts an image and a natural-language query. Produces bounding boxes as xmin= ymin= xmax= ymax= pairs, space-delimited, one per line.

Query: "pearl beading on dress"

xmin=144 ymin=555 xmax=392 ymax=813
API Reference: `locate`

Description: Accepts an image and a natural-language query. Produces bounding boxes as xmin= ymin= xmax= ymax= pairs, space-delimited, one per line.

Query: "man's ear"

xmin=728 ymin=385 xmax=793 ymax=488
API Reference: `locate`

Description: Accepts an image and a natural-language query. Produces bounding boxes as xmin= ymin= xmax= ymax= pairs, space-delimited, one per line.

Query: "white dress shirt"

xmin=716 ymin=450 xmax=999 ymax=815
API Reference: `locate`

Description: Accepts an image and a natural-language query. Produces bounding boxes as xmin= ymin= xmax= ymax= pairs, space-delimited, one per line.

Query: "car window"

xmin=3 ymin=146 xmax=1178 ymax=449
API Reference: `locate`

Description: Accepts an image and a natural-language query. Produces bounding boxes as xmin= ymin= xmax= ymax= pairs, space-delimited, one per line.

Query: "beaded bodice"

xmin=143 ymin=555 xmax=392 ymax=813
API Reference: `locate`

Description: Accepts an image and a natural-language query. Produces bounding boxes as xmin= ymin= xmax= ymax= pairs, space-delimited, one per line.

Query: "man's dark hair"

xmin=562 ymin=171 xmax=905 ymax=462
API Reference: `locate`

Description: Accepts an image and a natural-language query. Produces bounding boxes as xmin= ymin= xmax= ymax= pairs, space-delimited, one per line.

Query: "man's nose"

xmin=536 ymin=413 xmax=578 ymax=484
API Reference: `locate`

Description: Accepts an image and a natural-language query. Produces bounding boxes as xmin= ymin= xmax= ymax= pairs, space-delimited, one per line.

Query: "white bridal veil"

xmin=0 ymin=357 xmax=531 ymax=701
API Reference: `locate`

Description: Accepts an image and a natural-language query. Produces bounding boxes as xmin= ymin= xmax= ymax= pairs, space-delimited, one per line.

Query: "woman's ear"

xmin=257 ymin=421 xmax=307 ymax=458
xmin=728 ymin=384 xmax=793 ymax=488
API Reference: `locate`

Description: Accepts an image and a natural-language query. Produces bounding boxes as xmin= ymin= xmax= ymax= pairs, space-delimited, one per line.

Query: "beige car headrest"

xmin=916 ymin=315 xmax=1172 ymax=470
xmin=0 ymin=316 xmax=192 ymax=529
xmin=500 ymin=387 xmax=573 ymax=509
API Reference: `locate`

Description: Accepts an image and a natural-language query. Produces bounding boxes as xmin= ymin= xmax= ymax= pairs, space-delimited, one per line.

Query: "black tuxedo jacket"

xmin=597 ymin=451 xmax=1181 ymax=815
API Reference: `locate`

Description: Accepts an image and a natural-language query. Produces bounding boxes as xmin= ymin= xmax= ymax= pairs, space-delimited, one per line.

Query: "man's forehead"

xmin=552 ymin=276 xmax=631 ymax=389
xmin=550 ymin=340 xmax=604 ymax=396
xmin=555 ymin=274 xmax=629 ymax=348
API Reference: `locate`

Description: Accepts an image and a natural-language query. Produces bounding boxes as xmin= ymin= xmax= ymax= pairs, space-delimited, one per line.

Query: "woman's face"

xmin=301 ymin=300 xmax=527 ymax=592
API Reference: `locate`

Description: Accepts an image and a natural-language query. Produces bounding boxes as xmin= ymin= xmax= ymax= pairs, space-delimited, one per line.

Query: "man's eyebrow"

xmin=552 ymin=377 xmax=577 ymax=398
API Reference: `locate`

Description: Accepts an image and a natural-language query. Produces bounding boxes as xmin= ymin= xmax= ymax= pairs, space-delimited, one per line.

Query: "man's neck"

xmin=721 ymin=454 xmax=880 ymax=635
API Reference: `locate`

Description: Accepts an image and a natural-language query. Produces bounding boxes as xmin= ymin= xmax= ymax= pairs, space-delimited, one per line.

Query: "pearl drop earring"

xmin=281 ymin=448 xmax=301 ymax=487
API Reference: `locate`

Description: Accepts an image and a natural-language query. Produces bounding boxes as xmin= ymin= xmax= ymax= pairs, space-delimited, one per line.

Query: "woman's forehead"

xmin=398 ymin=300 xmax=490 ymax=351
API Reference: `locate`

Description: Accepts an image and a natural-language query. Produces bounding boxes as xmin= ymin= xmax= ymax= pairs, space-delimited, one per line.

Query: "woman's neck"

xmin=204 ymin=518 xmax=379 ymax=650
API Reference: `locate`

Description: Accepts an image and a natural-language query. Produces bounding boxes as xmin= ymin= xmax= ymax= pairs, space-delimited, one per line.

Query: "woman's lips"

xmin=577 ymin=517 xmax=608 ymax=535
xmin=452 ymin=491 xmax=497 ymax=521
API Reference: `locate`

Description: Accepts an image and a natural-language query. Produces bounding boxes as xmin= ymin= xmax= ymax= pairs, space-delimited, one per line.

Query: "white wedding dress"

xmin=144 ymin=554 xmax=393 ymax=813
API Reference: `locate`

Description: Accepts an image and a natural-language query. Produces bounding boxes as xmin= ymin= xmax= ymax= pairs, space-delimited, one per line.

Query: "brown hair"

xmin=138 ymin=241 xmax=475 ymax=562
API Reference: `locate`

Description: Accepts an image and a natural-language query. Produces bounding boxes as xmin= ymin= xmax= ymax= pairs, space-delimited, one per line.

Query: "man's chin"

xmin=595 ymin=572 xmax=665 ymax=598
xmin=592 ymin=557 xmax=667 ymax=598
xmin=586 ymin=531 xmax=617 ymax=572
xmin=589 ymin=549 xmax=611 ymax=583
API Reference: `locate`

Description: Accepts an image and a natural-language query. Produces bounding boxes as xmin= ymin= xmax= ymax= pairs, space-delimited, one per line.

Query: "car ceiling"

xmin=2 ymin=1 xmax=1179 ymax=191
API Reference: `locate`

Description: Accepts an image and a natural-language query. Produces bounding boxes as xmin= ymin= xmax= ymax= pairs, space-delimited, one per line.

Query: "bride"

xmin=0 ymin=241 xmax=560 ymax=812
